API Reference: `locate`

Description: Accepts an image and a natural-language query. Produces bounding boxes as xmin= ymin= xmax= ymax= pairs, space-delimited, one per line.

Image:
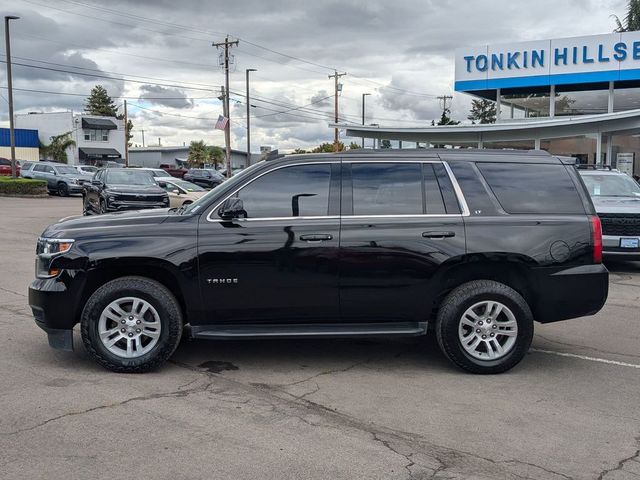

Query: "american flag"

xmin=214 ymin=115 xmax=229 ymax=130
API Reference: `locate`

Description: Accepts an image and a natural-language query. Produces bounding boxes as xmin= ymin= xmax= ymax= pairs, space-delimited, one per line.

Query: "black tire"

xmin=81 ymin=276 xmax=183 ymax=373
xmin=58 ymin=182 xmax=69 ymax=197
xmin=435 ymin=280 xmax=533 ymax=374
xmin=82 ymin=195 xmax=90 ymax=215
xmin=99 ymin=198 xmax=107 ymax=214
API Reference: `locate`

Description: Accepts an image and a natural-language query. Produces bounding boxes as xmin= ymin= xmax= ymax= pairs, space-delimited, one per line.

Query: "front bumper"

xmin=67 ymin=184 xmax=85 ymax=194
xmin=28 ymin=273 xmax=86 ymax=350
xmin=602 ymin=235 xmax=640 ymax=260
xmin=105 ymin=201 xmax=167 ymax=211
xmin=532 ymin=263 xmax=609 ymax=323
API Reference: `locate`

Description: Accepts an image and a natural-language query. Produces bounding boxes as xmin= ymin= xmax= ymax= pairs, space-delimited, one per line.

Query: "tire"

xmin=80 ymin=276 xmax=183 ymax=373
xmin=58 ymin=182 xmax=69 ymax=197
xmin=435 ymin=280 xmax=533 ymax=374
xmin=82 ymin=195 xmax=90 ymax=215
xmin=99 ymin=198 xmax=107 ymax=214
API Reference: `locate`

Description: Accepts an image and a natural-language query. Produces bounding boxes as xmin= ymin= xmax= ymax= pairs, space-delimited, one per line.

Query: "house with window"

xmin=15 ymin=111 xmax=125 ymax=166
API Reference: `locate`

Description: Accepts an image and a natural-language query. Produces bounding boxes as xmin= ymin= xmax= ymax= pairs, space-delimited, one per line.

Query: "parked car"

xmin=579 ymin=166 xmax=640 ymax=260
xmin=155 ymin=177 xmax=207 ymax=208
xmin=183 ymin=168 xmax=225 ymax=188
xmin=82 ymin=168 xmax=169 ymax=214
xmin=160 ymin=164 xmax=188 ymax=179
xmin=28 ymin=149 xmax=608 ymax=374
xmin=21 ymin=161 xmax=91 ymax=196
xmin=133 ymin=167 xmax=173 ymax=179
xmin=74 ymin=165 xmax=98 ymax=176
xmin=0 ymin=157 xmax=21 ymax=176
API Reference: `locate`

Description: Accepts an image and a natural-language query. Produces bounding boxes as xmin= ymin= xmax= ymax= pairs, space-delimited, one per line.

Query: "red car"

xmin=0 ymin=158 xmax=20 ymax=176
xmin=160 ymin=164 xmax=188 ymax=179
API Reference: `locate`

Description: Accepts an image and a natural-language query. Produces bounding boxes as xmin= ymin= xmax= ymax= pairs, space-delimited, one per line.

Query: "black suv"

xmin=29 ymin=150 xmax=608 ymax=374
xmin=83 ymin=168 xmax=169 ymax=214
xmin=183 ymin=168 xmax=225 ymax=188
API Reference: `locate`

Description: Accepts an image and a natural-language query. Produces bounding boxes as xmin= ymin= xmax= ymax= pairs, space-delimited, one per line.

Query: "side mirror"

xmin=158 ymin=181 xmax=167 ymax=188
xmin=91 ymin=180 xmax=102 ymax=186
xmin=172 ymin=189 xmax=180 ymax=195
xmin=218 ymin=197 xmax=246 ymax=220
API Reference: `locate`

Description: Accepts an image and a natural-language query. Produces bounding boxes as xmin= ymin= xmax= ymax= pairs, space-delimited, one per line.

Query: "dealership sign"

xmin=455 ymin=32 xmax=640 ymax=91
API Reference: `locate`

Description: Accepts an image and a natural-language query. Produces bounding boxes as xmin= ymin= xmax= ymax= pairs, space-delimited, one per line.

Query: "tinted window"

xmin=433 ymin=164 xmax=461 ymax=214
xmin=235 ymin=164 xmax=331 ymax=218
xmin=449 ymin=161 xmax=499 ymax=216
xmin=106 ymin=170 xmax=156 ymax=186
xmin=477 ymin=163 xmax=584 ymax=214
xmin=422 ymin=164 xmax=446 ymax=214
xmin=33 ymin=164 xmax=48 ymax=172
xmin=0 ymin=158 xmax=10 ymax=166
xmin=351 ymin=163 xmax=423 ymax=215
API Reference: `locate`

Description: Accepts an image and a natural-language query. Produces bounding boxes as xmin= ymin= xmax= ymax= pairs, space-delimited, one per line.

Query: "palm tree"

xmin=613 ymin=0 xmax=640 ymax=31
xmin=187 ymin=140 xmax=211 ymax=167
xmin=40 ymin=132 xmax=76 ymax=163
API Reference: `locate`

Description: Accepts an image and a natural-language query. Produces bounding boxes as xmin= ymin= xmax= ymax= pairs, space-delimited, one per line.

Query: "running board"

xmin=190 ymin=322 xmax=427 ymax=340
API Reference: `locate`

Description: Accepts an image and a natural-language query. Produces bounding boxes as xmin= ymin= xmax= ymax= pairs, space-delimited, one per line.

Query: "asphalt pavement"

xmin=0 ymin=196 xmax=638 ymax=480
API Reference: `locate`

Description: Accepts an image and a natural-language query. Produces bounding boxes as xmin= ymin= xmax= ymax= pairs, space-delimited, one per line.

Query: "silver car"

xmin=21 ymin=161 xmax=93 ymax=196
xmin=579 ymin=167 xmax=640 ymax=260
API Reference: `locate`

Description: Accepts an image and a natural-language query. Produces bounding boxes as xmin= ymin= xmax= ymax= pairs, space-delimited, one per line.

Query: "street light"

xmin=245 ymin=68 xmax=257 ymax=165
xmin=361 ymin=93 xmax=371 ymax=148
xmin=4 ymin=15 xmax=19 ymax=178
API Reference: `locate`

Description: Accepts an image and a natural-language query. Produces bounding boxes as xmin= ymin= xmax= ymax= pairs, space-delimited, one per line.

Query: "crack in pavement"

xmin=280 ymin=358 xmax=374 ymax=388
xmin=0 ymin=286 xmax=27 ymax=298
xmin=170 ymin=359 xmax=576 ymax=480
xmin=597 ymin=436 xmax=640 ymax=480
xmin=0 ymin=377 xmax=215 ymax=436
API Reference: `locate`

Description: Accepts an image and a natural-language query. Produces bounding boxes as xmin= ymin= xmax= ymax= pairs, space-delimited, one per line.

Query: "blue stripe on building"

xmin=0 ymin=128 xmax=40 ymax=148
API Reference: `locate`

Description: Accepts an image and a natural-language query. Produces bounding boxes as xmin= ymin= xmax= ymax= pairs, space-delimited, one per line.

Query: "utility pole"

xmin=361 ymin=93 xmax=371 ymax=148
xmin=123 ymin=99 xmax=129 ymax=167
xmin=328 ymin=70 xmax=347 ymax=152
xmin=245 ymin=68 xmax=256 ymax=166
xmin=437 ymin=95 xmax=453 ymax=123
xmin=213 ymin=36 xmax=239 ymax=177
xmin=4 ymin=16 xmax=20 ymax=178
xmin=141 ymin=128 xmax=145 ymax=147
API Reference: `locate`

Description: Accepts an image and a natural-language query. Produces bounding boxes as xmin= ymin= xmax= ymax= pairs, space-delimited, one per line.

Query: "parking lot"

xmin=0 ymin=196 xmax=638 ymax=480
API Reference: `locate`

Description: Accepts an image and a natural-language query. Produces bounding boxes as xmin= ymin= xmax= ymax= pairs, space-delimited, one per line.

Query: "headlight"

xmin=36 ymin=238 xmax=74 ymax=278
xmin=108 ymin=195 xmax=116 ymax=202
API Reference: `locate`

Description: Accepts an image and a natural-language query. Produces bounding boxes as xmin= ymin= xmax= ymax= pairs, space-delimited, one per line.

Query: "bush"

xmin=0 ymin=177 xmax=48 ymax=197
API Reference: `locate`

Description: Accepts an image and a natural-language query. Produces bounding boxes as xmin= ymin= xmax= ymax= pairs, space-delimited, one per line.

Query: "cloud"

xmin=138 ymin=85 xmax=193 ymax=109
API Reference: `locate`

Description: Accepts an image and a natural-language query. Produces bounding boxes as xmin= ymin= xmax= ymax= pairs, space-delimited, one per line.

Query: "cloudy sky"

xmin=0 ymin=0 xmax=629 ymax=151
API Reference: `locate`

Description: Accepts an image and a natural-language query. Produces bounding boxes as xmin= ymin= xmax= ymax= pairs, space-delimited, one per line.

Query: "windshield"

xmin=56 ymin=166 xmax=79 ymax=175
xmin=107 ymin=169 xmax=156 ymax=186
xmin=581 ymin=173 xmax=640 ymax=197
xmin=167 ymin=179 xmax=205 ymax=192
xmin=81 ymin=166 xmax=97 ymax=173
xmin=181 ymin=161 xmax=264 ymax=215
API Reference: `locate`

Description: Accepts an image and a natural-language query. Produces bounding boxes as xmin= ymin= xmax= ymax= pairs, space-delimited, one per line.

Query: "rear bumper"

xmin=532 ymin=263 xmax=609 ymax=323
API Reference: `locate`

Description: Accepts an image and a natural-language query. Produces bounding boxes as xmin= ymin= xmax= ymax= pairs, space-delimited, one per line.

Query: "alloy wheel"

xmin=457 ymin=300 xmax=518 ymax=360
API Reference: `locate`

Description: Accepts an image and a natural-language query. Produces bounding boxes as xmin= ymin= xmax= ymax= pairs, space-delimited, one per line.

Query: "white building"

xmin=15 ymin=111 xmax=125 ymax=166
xmin=339 ymin=32 xmax=640 ymax=176
xmin=129 ymin=146 xmax=259 ymax=169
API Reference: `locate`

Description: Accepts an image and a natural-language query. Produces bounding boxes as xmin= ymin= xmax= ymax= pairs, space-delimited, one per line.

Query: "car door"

xmin=339 ymin=159 xmax=467 ymax=323
xmin=86 ymin=169 xmax=104 ymax=212
xmin=197 ymin=161 xmax=341 ymax=324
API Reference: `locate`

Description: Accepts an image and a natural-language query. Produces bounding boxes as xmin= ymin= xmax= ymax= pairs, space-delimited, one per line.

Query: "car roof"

xmin=272 ymin=148 xmax=569 ymax=165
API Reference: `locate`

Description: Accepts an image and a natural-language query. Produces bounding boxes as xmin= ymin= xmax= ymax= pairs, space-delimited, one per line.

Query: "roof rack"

xmin=576 ymin=164 xmax=613 ymax=171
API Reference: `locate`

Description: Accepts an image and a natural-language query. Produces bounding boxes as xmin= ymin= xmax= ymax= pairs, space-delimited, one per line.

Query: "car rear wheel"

xmin=80 ymin=276 xmax=183 ymax=373
xmin=99 ymin=198 xmax=107 ymax=214
xmin=57 ymin=182 xmax=69 ymax=197
xmin=435 ymin=280 xmax=533 ymax=374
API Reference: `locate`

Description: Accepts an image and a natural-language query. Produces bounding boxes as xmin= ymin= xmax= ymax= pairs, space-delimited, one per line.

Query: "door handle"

xmin=300 ymin=234 xmax=333 ymax=242
xmin=422 ymin=231 xmax=455 ymax=239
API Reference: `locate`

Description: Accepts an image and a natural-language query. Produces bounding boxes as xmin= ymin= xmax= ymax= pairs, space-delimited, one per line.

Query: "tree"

xmin=437 ymin=108 xmax=460 ymax=126
xmin=613 ymin=0 xmax=640 ymax=31
xmin=207 ymin=145 xmax=224 ymax=168
xmin=312 ymin=142 xmax=345 ymax=153
xmin=348 ymin=142 xmax=361 ymax=150
xmin=380 ymin=140 xmax=392 ymax=148
xmin=40 ymin=132 xmax=76 ymax=163
xmin=84 ymin=85 xmax=118 ymax=116
xmin=187 ymin=140 xmax=211 ymax=167
xmin=468 ymin=99 xmax=496 ymax=124
xmin=292 ymin=148 xmax=308 ymax=154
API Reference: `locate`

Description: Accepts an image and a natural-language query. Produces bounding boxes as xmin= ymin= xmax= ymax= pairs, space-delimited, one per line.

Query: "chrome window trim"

xmin=205 ymin=161 xmax=339 ymax=222
xmin=205 ymin=159 xmax=470 ymax=222
xmin=442 ymin=161 xmax=470 ymax=217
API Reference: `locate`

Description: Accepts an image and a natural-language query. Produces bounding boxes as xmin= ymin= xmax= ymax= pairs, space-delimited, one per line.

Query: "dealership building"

xmin=340 ymin=32 xmax=640 ymax=176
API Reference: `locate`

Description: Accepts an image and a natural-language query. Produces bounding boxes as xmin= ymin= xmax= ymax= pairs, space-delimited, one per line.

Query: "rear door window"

xmin=351 ymin=163 xmax=423 ymax=215
xmin=476 ymin=163 xmax=584 ymax=214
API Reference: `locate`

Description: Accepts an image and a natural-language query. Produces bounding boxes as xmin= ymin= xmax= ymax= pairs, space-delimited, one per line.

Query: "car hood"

xmin=61 ymin=174 xmax=91 ymax=182
xmin=42 ymin=208 xmax=174 ymax=239
xmin=592 ymin=196 xmax=640 ymax=214
xmin=106 ymin=184 xmax=166 ymax=195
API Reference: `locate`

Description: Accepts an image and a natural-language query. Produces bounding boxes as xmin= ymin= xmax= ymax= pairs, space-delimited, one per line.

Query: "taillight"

xmin=590 ymin=215 xmax=602 ymax=264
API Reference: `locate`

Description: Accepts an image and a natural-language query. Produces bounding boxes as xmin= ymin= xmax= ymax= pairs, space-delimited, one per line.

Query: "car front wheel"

xmin=80 ymin=276 xmax=183 ymax=373
xmin=57 ymin=182 xmax=69 ymax=197
xmin=435 ymin=280 xmax=533 ymax=374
